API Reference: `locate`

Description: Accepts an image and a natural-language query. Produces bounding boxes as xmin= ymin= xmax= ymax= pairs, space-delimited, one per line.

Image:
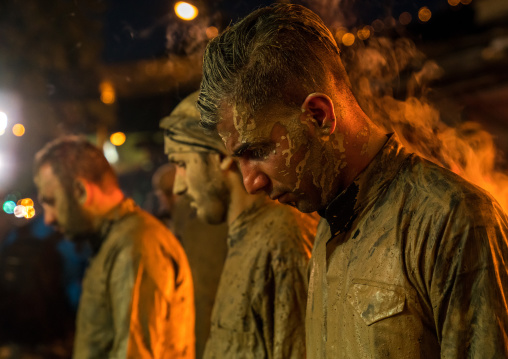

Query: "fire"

xmin=344 ymin=37 xmax=508 ymax=212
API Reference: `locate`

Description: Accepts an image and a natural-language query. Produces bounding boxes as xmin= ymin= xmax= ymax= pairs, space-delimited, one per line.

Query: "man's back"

xmin=204 ymin=200 xmax=317 ymax=359
xmin=73 ymin=198 xmax=194 ymax=359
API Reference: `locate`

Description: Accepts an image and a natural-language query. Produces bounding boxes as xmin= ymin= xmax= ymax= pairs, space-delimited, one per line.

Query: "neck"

xmin=88 ymin=187 xmax=125 ymax=232
xmin=226 ymin=173 xmax=268 ymax=226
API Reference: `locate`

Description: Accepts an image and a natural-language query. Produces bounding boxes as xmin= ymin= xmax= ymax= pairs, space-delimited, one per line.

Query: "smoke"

xmin=341 ymin=36 xmax=508 ymax=211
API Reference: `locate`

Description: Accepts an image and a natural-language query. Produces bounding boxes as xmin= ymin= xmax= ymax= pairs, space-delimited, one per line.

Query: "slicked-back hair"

xmin=198 ymin=3 xmax=347 ymax=130
xmin=34 ymin=136 xmax=119 ymax=194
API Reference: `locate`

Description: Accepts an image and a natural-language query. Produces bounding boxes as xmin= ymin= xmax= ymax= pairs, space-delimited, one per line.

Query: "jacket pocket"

xmin=347 ymin=279 xmax=406 ymax=326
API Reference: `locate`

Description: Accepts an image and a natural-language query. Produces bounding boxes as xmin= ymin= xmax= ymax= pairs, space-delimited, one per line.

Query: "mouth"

xmin=271 ymin=192 xmax=292 ymax=204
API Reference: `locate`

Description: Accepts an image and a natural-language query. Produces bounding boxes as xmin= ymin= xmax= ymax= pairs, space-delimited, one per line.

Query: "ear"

xmin=219 ymin=156 xmax=235 ymax=171
xmin=73 ymin=178 xmax=89 ymax=206
xmin=301 ymin=93 xmax=336 ymax=136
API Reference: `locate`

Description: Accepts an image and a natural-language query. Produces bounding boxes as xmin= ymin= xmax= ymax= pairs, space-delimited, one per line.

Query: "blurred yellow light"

xmin=342 ymin=33 xmax=355 ymax=46
xmin=110 ymin=132 xmax=126 ymax=146
xmin=12 ymin=124 xmax=25 ymax=137
xmin=460 ymin=0 xmax=472 ymax=4
xmin=357 ymin=27 xmax=371 ymax=40
xmin=399 ymin=12 xmax=412 ymax=25
xmin=100 ymin=81 xmax=116 ymax=105
xmin=175 ymin=2 xmax=198 ymax=20
xmin=448 ymin=0 xmax=460 ymax=5
xmin=418 ymin=7 xmax=432 ymax=22
xmin=206 ymin=26 xmax=219 ymax=39
xmin=19 ymin=198 xmax=34 ymax=207
xmin=25 ymin=206 xmax=35 ymax=219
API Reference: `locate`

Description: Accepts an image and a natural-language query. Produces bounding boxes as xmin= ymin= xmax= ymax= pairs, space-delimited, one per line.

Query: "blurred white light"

xmin=175 ymin=1 xmax=198 ymax=20
xmin=14 ymin=205 xmax=27 ymax=218
xmin=0 ymin=111 xmax=7 ymax=131
xmin=103 ymin=141 xmax=119 ymax=164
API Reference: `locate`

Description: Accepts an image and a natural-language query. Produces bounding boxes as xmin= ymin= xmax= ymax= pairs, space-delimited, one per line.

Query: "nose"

xmin=239 ymin=160 xmax=270 ymax=194
xmin=173 ymin=167 xmax=187 ymax=196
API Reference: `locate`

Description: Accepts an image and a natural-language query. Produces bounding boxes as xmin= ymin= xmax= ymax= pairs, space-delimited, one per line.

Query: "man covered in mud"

xmin=34 ymin=137 xmax=195 ymax=359
xmin=197 ymin=4 xmax=508 ymax=358
xmin=161 ymin=91 xmax=317 ymax=359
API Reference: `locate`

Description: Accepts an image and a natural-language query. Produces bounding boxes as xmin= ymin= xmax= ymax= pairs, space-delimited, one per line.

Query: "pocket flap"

xmin=347 ymin=281 xmax=405 ymax=326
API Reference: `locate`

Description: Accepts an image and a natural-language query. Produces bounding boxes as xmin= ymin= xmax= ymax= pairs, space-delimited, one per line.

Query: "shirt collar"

xmin=320 ymin=133 xmax=410 ymax=237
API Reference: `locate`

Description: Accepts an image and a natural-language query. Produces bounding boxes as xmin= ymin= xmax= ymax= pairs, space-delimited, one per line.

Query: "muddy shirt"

xmin=73 ymin=199 xmax=195 ymax=359
xmin=306 ymin=135 xmax=508 ymax=359
xmin=203 ymin=200 xmax=317 ymax=359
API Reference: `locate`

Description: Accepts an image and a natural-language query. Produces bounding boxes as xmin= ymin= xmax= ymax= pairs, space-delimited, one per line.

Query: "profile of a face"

xmin=169 ymin=152 xmax=230 ymax=224
xmin=34 ymin=163 xmax=92 ymax=240
xmin=217 ymin=101 xmax=338 ymax=213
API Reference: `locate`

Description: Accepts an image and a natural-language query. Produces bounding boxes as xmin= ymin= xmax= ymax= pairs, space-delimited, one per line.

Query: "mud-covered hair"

xmin=198 ymin=3 xmax=348 ymax=130
xmin=34 ymin=136 xmax=119 ymax=194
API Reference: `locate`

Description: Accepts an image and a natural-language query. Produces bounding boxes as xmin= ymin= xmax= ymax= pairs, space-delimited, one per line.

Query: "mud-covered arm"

xmin=258 ymin=262 xmax=308 ymax=359
xmin=425 ymin=201 xmax=508 ymax=359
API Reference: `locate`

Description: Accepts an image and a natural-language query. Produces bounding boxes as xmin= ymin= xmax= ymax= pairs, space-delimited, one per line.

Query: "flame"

xmin=344 ymin=37 xmax=508 ymax=212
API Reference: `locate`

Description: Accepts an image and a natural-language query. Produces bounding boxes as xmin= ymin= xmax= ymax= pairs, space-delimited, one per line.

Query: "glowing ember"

xmin=448 ymin=0 xmax=460 ymax=6
xmin=357 ymin=27 xmax=371 ymax=41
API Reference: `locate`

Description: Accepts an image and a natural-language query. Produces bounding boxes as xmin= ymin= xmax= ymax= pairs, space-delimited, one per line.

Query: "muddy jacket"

xmin=73 ymin=199 xmax=195 ymax=359
xmin=306 ymin=135 xmax=508 ymax=358
xmin=203 ymin=200 xmax=317 ymax=359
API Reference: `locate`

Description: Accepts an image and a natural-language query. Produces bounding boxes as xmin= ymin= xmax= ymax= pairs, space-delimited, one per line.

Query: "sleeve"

xmin=108 ymin=246 xmax=136 ymax=359
xmin=424 ymin=199 xmax=508 ymax=359
xmin=127 ymin=259 xmax=175 ymax=359
xmin=258 ymin=259 xmax=309 ymax=359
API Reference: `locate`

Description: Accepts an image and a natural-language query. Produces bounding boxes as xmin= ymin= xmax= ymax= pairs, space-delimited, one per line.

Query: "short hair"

xmin=34 ymin=136 xmax=119 ymax=193
xmin=198 ymin=3 xmax=348 ymax=130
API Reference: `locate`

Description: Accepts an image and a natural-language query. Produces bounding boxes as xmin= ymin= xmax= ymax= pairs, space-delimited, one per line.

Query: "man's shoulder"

xmin=398 ymin=155 xmax=501 ymax=221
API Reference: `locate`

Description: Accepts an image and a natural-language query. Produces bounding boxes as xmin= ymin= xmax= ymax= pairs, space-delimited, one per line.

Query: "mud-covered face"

xmin=35 ymin=163 xmax=92 ymax=240
xmin=169 ymin=152 xmax=230 ymax=224
xmin=217 ymin=102 xmax=342 ymax=213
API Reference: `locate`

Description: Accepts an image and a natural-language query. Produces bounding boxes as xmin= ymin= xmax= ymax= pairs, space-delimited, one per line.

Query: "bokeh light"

xmin=100 ymin=81 xmax=116 ymax=104
xmin=335 ymin=27 xmax=348 ymax=44
xmin=206 ymin=26 xmax=219 ymax=39
xmin=110 ymin=132 xmax=126 ymax=146
xmin=399 ymin=12 xmax=412 ymax=25
xmin=18 ymin=198 xmax=34 ymax=207
xmin=14 ymin=205 xmax=27 ymax=218
xmin=418 ymin=7 xmax=432 ymax=22
xmin=448 ymin=0 xmax=460 ymax=5
xmin=342 ymin=33 xmax=355 ymax=46
xmin=175 ymin=2 xmax=198 ymax=21
xmin=3 ymin=200 xmax=16 ymax=214
xmin=357 ymin=27 xmax=371 ymax=41
xmin=12 ymin=123 xmax=25 ymax=136
xmin=460 ymin=0 xmax=472 ymax=4
xmin=371 ymin=19 xmax=385 ymax=32
xmin=25 ymin=206 xmax=35 ymax=219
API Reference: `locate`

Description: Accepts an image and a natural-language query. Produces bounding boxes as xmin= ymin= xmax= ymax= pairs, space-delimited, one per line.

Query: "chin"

xmin=295 ymin=200 xmax=319 ymax=214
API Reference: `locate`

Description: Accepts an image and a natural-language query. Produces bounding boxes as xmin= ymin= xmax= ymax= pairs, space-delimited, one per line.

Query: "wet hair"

xmin=198 ymin=3 xmax=348 ymax=130
xmin=34 ymin=136 xmax=119 ymax=194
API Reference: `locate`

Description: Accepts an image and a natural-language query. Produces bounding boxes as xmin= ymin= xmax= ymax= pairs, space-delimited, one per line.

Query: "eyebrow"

xmin=232 ymin=143 xmax=252 ymax=157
